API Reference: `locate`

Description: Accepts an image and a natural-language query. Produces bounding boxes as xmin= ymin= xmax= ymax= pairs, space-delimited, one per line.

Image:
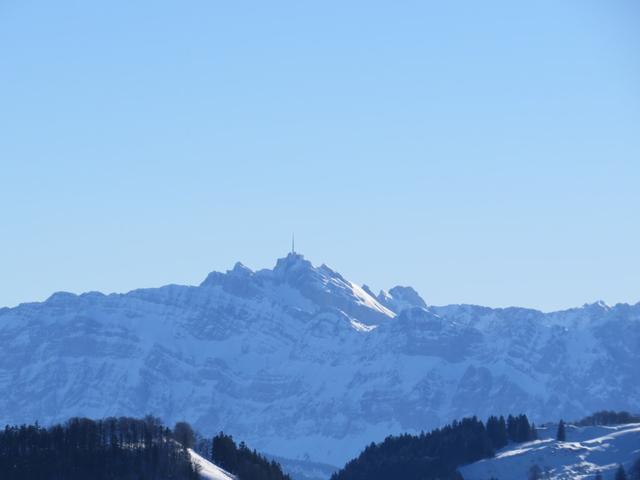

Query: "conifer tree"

xmin=486 ymin=416 xmax=508 ymax=449
xmin=528 ymin=464 xmax=542 ymax=480
xmin=173 ymin=421 xmax=195 ymax=449
xmin=507 ymin=415 xmax=517 ymax=442
xmin=556 ymin=420 xmax=566 ymax=441
xmin=615 ymin=465 xmax=628 ymax=480
xmin=630 ymin=458 xmax=640 ymax=480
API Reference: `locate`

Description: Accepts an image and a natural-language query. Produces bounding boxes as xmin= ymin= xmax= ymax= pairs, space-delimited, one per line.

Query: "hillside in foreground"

xmin=331 ymin=413 xmax=640 ymax=480
xmin=460 ymin=423 xmax=640 ymax=480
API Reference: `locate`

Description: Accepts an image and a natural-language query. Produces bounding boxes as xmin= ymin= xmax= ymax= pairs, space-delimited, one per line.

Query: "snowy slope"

xmin=0 ymin=253 xmax=639 ymax=467
xmin=460 ymin=423 xmax=640 ymax=480
xmin=189 ymin=449 xmax=235 ymax=480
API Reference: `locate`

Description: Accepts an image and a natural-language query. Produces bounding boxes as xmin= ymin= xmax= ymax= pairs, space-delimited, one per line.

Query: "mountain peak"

xmin=378 ymin=285 xmax=427 ymax=313
xmin=272 ymin=252 xmax=312 ymax=276
xmin=584 ymin=300 xmax=609 ymax=310
xmin=199 ymin=253 xmax=394 ymax=322
xmin=229 ymin=261 xmax=253 ymax=276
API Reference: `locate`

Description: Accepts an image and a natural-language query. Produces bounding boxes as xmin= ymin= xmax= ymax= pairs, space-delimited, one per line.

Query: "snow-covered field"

xmin=189 ymin=449 xmax=235 ymax=480
xmin=460 ymin=423 xmax=640 ymax=480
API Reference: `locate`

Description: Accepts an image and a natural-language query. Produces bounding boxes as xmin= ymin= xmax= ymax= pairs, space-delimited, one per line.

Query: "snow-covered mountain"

xmin=1 ymin=253 xmax=639 ymax=467
xmin=460 ymin=423 xmax=640 ymax=480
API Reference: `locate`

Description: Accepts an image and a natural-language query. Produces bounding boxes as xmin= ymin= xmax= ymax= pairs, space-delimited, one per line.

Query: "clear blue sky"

xmin=1 ymin=1 xmax=639 ymax=311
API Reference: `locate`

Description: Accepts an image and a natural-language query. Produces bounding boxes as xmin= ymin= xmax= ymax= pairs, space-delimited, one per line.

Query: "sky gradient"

xmin=1 ymin=1 xmax=639 ymax=311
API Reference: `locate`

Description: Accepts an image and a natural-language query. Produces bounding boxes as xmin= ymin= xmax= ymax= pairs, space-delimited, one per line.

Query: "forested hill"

xmin=331 ymin=414 xmax=537 ymax=480
xmin=0 ymin=416 xmax=199 ymax=480
xmin=0 ymin=416 xmax=290 ymax=480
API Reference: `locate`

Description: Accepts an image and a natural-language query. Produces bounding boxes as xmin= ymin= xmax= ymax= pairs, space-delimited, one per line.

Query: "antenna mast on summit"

xmin=291 ymin=233 xmax=295 ymax=254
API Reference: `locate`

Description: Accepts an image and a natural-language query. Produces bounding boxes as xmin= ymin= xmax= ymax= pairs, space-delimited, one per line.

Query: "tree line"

xmin=166 ymin=423 xmax=292 ymax=480
xmin=211 ymin=432 xmax=291 ymax=480
xmin=576 ymin=411 xmax=640 ymax=427
xmin=0 ymin=416 xmax=292 ymax=480
xmin=0 ymin=416 xmax=199 ymax=480
xmin=331 ymin=414 xmax=538 ymax=480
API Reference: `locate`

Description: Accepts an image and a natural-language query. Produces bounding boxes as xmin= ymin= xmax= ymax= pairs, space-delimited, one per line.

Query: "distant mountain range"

xmin=1 ymin=252 xmax=638 ymax=468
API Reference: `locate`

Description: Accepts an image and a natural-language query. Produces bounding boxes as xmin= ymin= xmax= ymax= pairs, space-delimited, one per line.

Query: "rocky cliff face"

xmin=1 ymin=253 xmax=638 ymax=465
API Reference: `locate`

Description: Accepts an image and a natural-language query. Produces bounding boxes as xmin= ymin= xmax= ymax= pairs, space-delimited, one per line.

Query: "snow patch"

xmin=189 ymin=449 xmax=235 ymax=480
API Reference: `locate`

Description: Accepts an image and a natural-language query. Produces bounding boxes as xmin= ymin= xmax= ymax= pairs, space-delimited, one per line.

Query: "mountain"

xmin=460 ymin=422 xmax=640 ymax=479
xmin=0 ymin=252 xmax=639 ymax=469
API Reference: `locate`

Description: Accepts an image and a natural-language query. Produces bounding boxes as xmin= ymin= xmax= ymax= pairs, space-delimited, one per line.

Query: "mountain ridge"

xmin=0 ymin=253 xmax=639 ymax=466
